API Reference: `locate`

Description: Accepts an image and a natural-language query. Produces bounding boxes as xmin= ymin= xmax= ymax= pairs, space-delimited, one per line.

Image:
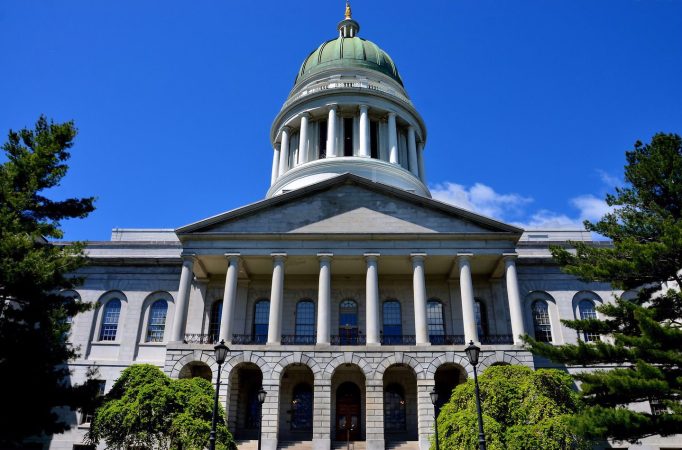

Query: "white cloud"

xmin=430 ymin=182 xmax=532 ymax=219
xmin=597 ymin=169 xmax=622 ymax=188
xmin=570 ymin=195 xmax=613 ymax=222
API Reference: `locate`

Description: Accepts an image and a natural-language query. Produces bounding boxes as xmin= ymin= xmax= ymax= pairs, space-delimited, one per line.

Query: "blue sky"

xmin=1 ymin=0 xmax=681 ymax=240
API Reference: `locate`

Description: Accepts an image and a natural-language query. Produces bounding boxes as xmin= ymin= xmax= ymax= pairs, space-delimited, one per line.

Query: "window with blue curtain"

xmin=99 ymin=299 xmax=121 ymax=341
xmin=253 ymin=300 xmax=270 ymax=343
xmin=382 ymin=300 xmax=402 ymax=344
xmin=295 ymin=300 xmax=315 ymax=343
xmin=146 ymin=299 xmax=168 ymax=342
xmin=209 ymin=301 xmax=222 ymax=343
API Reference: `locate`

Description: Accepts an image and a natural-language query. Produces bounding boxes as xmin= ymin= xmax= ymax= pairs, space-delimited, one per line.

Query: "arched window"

xmin=146 ymin=299 xmax=168 ymax=342
xmin=295 ymin=300 xmax=315 ymax=343
xmin=384 ymin=383 xmax=406 ymax=432
xmin=291 ymin=383 xmax=313 ymax=430
xmin=578 ymin=300 xmax=599 ymax=342
xmin=209 ymin=301 xmax=222 ymax=344
xmin=253 ymin=300 xmax=270 ymax=343
xmin=427 ymin=300 xmax=445 ymax=344
xmin=532 ymin=300 xmax=552 ymax=343
xmin=339 ymin=299 xmax=358 ymax=344
xmin=99 ymin=299 xmax=121 ymax=341
xmin=474 ymin=300 xmax=488 ymax=337
xmin=382 ymin=300 xmax=402 ymax=344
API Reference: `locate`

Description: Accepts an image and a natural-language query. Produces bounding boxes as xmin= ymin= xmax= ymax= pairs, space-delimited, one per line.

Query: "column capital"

xmin=410 ymin=253 xmax=427 ymax=262
xmin=299 ymin=112 xmax=311 ymax=119
xmin=387 ymin=111 xmax=397 ymax=118
xmin=180 ymin=253 xmax=197 ymax=263
xmin=503 ymin=253 xmax=518 ymax=262
xmin=358 ymin=104 xmax=369 ymax=111
xmin=274 ymin=142 xmax=281 ymax=151
xmin=327 ymin=103 xmax=338 ymax=111
xmin=457 ymin=253 xmax=473 ymax=262
xmin=281 ymin=125 xmax=291 ymax=134
xmin=317 ymin=252 xmax=333 ymax=261
xmin=364 ymin=252 xmax=380 ymax=262
xmin=224 ymin=253 xmax=241 ymax=262
xmin=271 ymin=252 xmax=287 ymax=262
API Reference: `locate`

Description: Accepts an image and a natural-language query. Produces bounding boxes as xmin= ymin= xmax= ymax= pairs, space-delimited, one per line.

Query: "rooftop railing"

xmin=429 ymin=334 xmax=465 ymax=345
xmin=480 ymin=334 xmax=514 ymax=345
xmin=284 ymin=77 xmax=412 ymax=110
xmin=281 ymin=334 xmax=317 ymax=345
xmin=380 ymin=335 xmax=416 ymax=345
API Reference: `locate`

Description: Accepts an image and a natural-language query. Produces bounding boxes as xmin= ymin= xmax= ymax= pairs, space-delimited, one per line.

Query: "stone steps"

xmin=386 ymin=441 xmax=420 ymax=450
xmin=331 ymin=442 xmax=366 ymax=450
xmin=278 ymin=440 xmax=313 ymax=450
xmin=236 ymin=439 xmax=258 ymax=450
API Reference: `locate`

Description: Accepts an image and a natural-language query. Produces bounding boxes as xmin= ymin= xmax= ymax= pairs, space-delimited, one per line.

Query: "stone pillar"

xmin=278 ymin=126 xmax=290 ymax=176
xmin=271 ymin=143 xmax=280 ymax=184
xmin=299 ymin=113 xmax=310 ymax=165
xmin=366 ymin=379 xmax=385 ymax=450
xmin=312 ymin=379 xmax=332 ymax=450
xmin=267 ymin=253 xmax=286 ymax=345
xmin=417 ymin=141 xmax=426 ymax=182
xmin=170 ymin=256 xmax=194 ymax=342
xmin=218 ymin=254 xmax=240 ymax=344
xmin=358 ymin=104 xmax=370 ymax=157
xmin=504 ymin=253 xmax=526 ymax=344
xmin=458 ymin=253 xmax=479 ymax=344
xmin=411 ymin=253 xmax=429 ymax=345
xmin=326 ymin=105 xmax=337 ymax=158
xmin=260 ymin=380 xmax=280 ymax=450
xmin=365 ymin=253 xmax=381 ymax=345
xmin=317 ymin=253 xmax=332 ymax=345
xmin=417 ymin=379 xmax=437 ymax=450
xmin=408 ymin=126 xmax=419 ymax=176
xmin=388 ymin=112 xmax=398 ymax=164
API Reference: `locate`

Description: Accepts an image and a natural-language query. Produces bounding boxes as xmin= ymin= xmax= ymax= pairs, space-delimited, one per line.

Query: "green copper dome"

xmin=295 ymin=36 xmax=402 ymax=87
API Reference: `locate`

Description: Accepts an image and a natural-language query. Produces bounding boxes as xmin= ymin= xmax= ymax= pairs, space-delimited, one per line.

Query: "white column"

xmin=267 ymin=253 xmax=286 ymax=345
xmin=417 ymin=141 xmax=426 ymax=182
xmin=278 ymin=127 xmax=290 ymax=176
xmin=317 ymin=253 xmax=333 ymax=345
xmin=358 ymin=104 xmax=370 ymax=157
xmin=299 ymin=113 xmax=310 ymax=165
xmin=170 ymin=256 xmax=194 ymax=342
xmin=271 ymin=144 xmax=280 ymax=184
xmin=411 ymin=253 xmax=429 ymax=345
xmin=219 ymin=254 xmax=240 ymax=344
xmin=326 ymin=105 xmax=337 ymax=158
xmin=504 ymin=254 xmax=526 ymax=345
xmin=408 ymin=126 xmax=419 ymax=176
xmin=388 ymin=112 xmax=398 ymax=164
xmin=365 ymin=253 xmax=381 ymax=345
xmin=458 ymin=254 xmax=479 ymax=344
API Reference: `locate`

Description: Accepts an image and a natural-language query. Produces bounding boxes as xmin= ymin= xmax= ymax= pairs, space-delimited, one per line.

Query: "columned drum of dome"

xmin=267 ymin=4 xmax=429 ymax=198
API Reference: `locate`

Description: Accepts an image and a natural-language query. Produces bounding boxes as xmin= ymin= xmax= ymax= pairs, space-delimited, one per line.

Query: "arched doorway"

xmin=279 ymin=364 xmax=314 ymax=442
xmin=331 ymin=364 xmax=365 ymax=442
xmin=383 ymin=364 xmax=417 ymax=442
xmin=178 ymin=361 xmax=212 ymax=381
xmin=434 ymin=364 xmax=467 ymax=411
xmin=227 ymin=363 xmax=263 ymax=440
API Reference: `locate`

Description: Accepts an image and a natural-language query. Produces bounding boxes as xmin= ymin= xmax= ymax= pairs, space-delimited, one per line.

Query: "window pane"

xmin=474 ymin=301 xmax=487 ymax=337
xmin=209 ymin=301 xmax=222 ymax=343
xmin=383 ymin=301 xmax=402 ymax=343
xmin=146 ymin=300 xmax=168 ymax=342
xmin=339 ymin=300 xmax=358 ymax=327
xmin=427 ymin=300 xmax=445 ymax=336
xmin=296 ymin=301 xmax=315 ymax=336
xmin=579 ymin=300 xmax=599 ymax=342
xmin=532 ymin=300 xmax=552 ymax=343
xmin=254 ymin=300 xmax=270 ymax=342
xmin=99 ymin=299 xmax=121 ymax=341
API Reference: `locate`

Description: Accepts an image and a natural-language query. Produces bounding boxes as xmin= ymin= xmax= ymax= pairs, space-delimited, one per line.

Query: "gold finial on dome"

xmin=345 ymin=0 xmax=352 ymax=19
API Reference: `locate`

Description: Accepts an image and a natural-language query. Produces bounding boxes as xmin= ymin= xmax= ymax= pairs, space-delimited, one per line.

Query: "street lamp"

xmin=465 ymin=340 xmax=487 ymax=450
xmin=430 ymin=386 xmax=440 ymax=450
xmin=209 ymin=340 xmax=229 ymax=450
xmin=257 ymin=387 xmax=267 ymax=450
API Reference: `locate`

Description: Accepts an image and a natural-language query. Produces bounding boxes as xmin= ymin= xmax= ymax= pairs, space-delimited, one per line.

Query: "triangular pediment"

xmin=177 ymin=175 xmax=522 ymax=236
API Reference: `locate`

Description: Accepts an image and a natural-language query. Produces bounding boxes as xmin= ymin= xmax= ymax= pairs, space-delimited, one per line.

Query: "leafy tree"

xmin=0 ymin=116 xmax=96 ymax=446
xmin=87 ymin=364 xmax=236 ymax=450
xmin=525 ymin=133 xmax=682 ymax=443
xmin=433 ymin=365 xmax=589 ymax=450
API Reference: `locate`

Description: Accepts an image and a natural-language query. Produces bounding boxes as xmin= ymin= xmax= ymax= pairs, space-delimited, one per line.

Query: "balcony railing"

xmin=429 ymin=334 xmax=465 ymax=345
xmin=331 ymin=334 xmax=366 ymax=345
xmin=232 ymin=334 xmax=267 ymax=345
xmin=480 ymin=334 xmax=514 ymax=345
xmin=380 ymin=335 xmax=416 ymax=345
xmin=184 ymin=333 xmax=218 ymax=344
xmin=281 ymin=335 xmax=317 ymax=345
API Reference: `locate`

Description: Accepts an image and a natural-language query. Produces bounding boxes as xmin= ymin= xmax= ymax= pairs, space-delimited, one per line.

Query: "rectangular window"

xmin=370 ymin=120 xmax=378 ymax=159
xmin=318 ymin=120 xmax=327 ymax=159
xmin=343 ymin=118 xmax=353 ymax=156
xmin=80 ymin=380 xmax=106 ymax=425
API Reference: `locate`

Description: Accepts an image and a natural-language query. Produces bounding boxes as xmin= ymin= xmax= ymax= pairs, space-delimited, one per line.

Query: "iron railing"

xmin=184 ymin=334 xmax=218 ymax=344
xmin=331 ymin=334 xmax=366 ymax=345
xmin=380 ymin=335 xmax=416 ymax=345
xmin=429 ymin=334 xmax=465 ymax=345
xmin=281 ymin=334 xmax=317 ymax=345
xmin=480 ymin=335 xmax=514 ymax=345
xmin=231 ymin=334 xmax=267 ymax=345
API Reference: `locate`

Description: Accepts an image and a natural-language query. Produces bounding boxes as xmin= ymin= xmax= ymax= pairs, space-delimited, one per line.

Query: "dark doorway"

xmin=336 ymin=382 xmax=361 ymax=441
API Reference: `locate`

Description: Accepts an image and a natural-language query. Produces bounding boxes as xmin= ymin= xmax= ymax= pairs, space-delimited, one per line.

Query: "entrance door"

xmin=336 ymin=382 xmax=361 ymax=441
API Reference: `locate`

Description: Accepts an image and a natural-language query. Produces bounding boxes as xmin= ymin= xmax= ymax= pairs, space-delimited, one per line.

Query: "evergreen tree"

xmin=0 ymin=116 xmax=96 ymax=446
xmin=525 ymin=133 xmax=682 ymax=442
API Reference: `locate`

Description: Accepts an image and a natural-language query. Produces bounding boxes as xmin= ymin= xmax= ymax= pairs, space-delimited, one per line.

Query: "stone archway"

xmin=278 ymin=364 xmax=315 ymax=442
xmin=331 ymin=364 xmax=366 ymax=442
xmin=383 ymin=364 xmax=418 ymax=442
xmin=227 ymin=362 xmax=263 ymax=440
xmin=178 ymin=361 xmax=212 ymax=381
xmin=434 ymin=363 xmax=467 ymax=411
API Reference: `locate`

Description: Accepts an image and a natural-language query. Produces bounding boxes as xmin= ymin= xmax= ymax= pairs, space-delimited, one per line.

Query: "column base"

xmin=261 ymin=438 xmax=278 ymax=450
xmin=366 ymin=439 xmax=385 ymax=450
xmin=419 ymin=436 xmax=432 ymax=450
xmin=366 ymin=342 xmax=381 ymax=347
xmin=313 ymin=438 xmax=331 ymax=450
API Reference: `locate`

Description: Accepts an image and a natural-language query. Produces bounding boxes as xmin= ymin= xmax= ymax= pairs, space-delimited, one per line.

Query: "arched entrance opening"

xmin=178 ymin=361 xmax=212 ymax=381
xmin=383 ymin=364 xmax=417 ymax=442
xmin=227 ymin=363 xmax=263 ymax=440
xmin=331 ymin=364 xmax=365 ymax=442
xmin=434 ymin=363 xmax=467 ymax=412
xmin=278 ymin=364 xmax=314 ymax=442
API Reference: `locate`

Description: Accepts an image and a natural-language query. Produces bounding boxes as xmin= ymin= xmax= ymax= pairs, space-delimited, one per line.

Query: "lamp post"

xmin=209 ymin=340 xmax=229 ymax=450
xmin=257 ymin=387 xmax=267 ymax=450
xmin=465 ymin=340 xmax=487 ymax=450
xmin=430 ymin=386 xmax=440 ymax=450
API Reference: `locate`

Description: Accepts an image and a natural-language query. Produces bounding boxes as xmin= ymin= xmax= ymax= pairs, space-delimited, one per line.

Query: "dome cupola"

xmin=266 ymin=2 xmax=429 ymax=198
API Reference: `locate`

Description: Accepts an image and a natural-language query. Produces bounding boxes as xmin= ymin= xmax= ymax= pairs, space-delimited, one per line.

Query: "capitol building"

xmin=50 ymin=5 xmax=677 ymax=450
